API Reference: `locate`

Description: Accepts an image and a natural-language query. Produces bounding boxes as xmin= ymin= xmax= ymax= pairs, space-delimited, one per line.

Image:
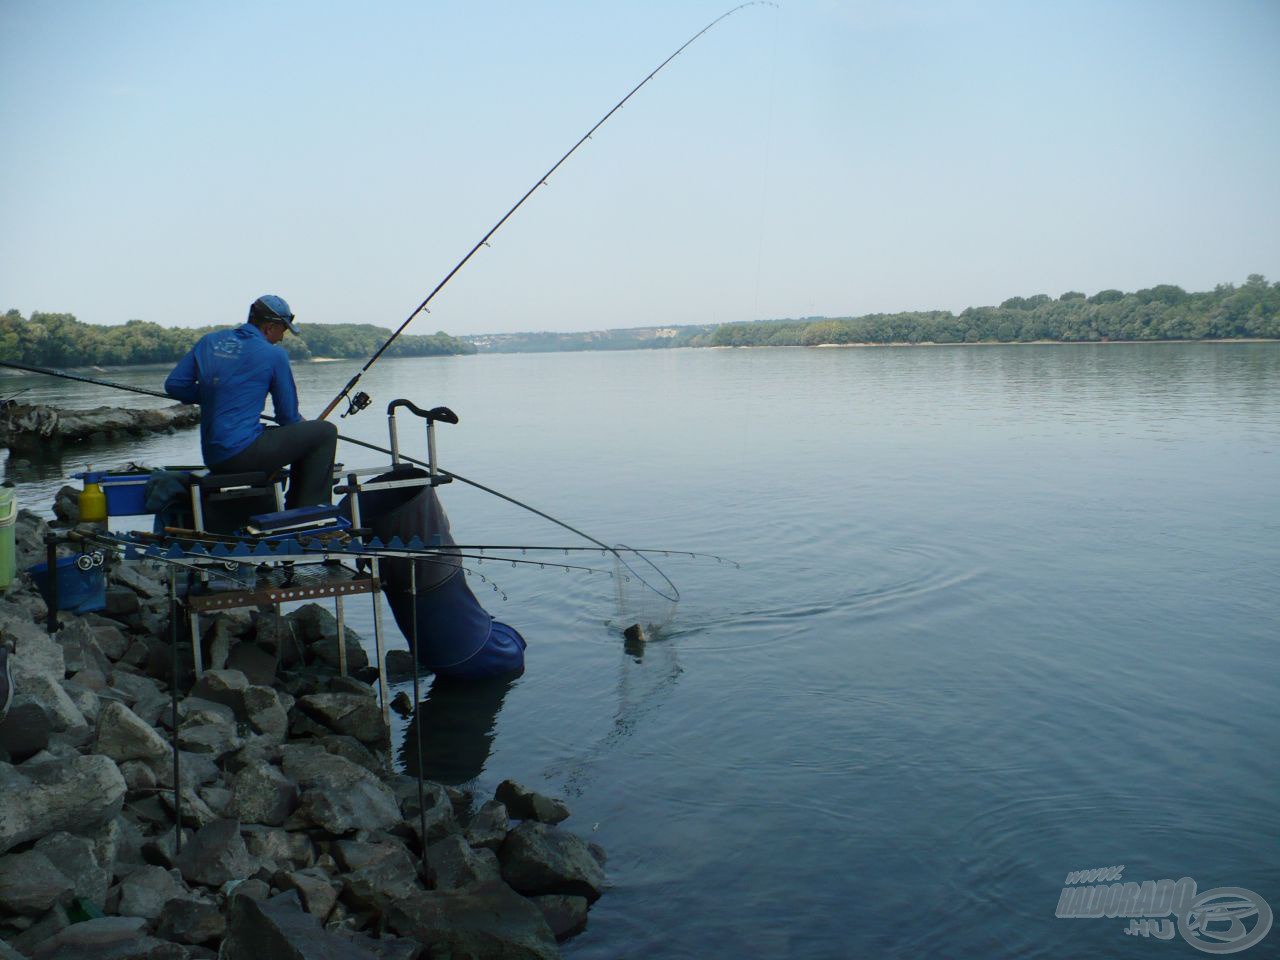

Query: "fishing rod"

xmin=0 ymin=360 xmax=173 ymax=400
xmin=1 ymin=359 xmax=690 ymax=598
xmin=317 ymin=1 xmax=773 ymax=422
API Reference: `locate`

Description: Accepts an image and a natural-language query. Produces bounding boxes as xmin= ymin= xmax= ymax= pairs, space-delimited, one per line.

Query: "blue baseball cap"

xmin=249 ymin=295 xmax=297 ymax=334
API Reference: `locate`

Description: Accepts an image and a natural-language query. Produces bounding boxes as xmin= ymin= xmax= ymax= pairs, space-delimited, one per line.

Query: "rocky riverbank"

xmin=0 ymin=509 xmax=604 ymax=959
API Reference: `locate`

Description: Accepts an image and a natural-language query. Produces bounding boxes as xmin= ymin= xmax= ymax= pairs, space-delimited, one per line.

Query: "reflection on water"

xmin=398 ymin=673 xmax=519 ymax=786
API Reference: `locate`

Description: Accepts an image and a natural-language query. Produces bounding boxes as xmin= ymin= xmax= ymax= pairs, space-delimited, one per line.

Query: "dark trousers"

xmin=210 ymin=420 xmax=338 ymax=509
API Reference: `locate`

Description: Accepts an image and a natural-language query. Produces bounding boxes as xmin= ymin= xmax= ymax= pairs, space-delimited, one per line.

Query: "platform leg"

xmin=371 ymin=559 xmax=389 ymax=728
xmin=335 ymin=594 xmax=347 ymax=677
xmin=189 ymin=610 xmax=202 ymax=678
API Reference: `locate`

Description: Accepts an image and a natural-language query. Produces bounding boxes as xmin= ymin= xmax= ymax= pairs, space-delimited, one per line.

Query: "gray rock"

xmin=329 ymin=931 xmax=423 ymax=960
xmin=278 ymin=867 xmax=338 ymax=922
xmin=240 ymin=685 xmax=287 ymax=740
xmin=383 ymin=650 xmax=415 ymax=683
xmin=499 ymin=821 xmax=607 ymax=902
xmin=119 ymin=759 xmax=158 ymax=795
xmin=156 ymin=897 xmax=225 ymax=945
xmin=11 ymin=906 xmax=70 ymax=957
xmin=82 ymin=614 xmax=131 ymax=661
xmin=110 ymin=562 xmax=168 ymax=600
xmin=224 ymin=643 xmax=277 ymax=687
xmin=95 ymin=701 xmax=169 ymax=763
xmin=25 ymin=915 xmax=180 ymax=960
xmin=102 ymin=586 xmax=140 ymax=618
xmin=177 ymin=696 xmax=236 ymax=727
xmin=34 ymin=832 xmax=110 ymax=908
xmin=0 ymin=850 xmax=75 ymax=914
xmin=465 ymin=800 xmax=511 ymax=851
xmin=116 ymin=865 xmax=186 ymax=921
xmin=229 ymin=761 xmax=297 ymax=827
xmin=296 ymin=693 xmax=385 ymax=745
xmin=188 ymin=669 xmax=249 ymax=711
xmin=281 ymin=748 xmax=400 ymax=835
xmin=55 ymin=618 xmax=113 ymax=676
xmin=330 ymin=839 xmax=408 ymax=874
xmin=221 ymin=890 xmax=378 ymax=960
xmin=310 ymin=632 xmax=370 ymax=673
xmin=242 ymin=825 xmax=313 ymax=871
xmin=177 ymin=721 xmax=243 ymax=758
xmin=198 ymin=785 xmax=232 ymax=818
xmin=340 ymin=844 xmax=422 ymax=913
xmin=0 ymin=754 xmax=126 ymax=855
xmin=250 ymin=612 xmax=303 ymax=669
xmin=0 ymin=701 xmax=52 ymax=762
xmin=159 ymin=786 xmax=220 ymax=829
xmin=226 ymin=877 xmax=270 ymax=903
xmin=531 ymin=894 xmax=590 ymax=942
xmin=63 ymin=681 xmax=102 ymax=724
xmin=13 ymin=509 xmax=51 ymax=570
xmin=392 ymin=777 xmax=460 ymax=845
xmin=12 ymin=674 xmax=86 ymax=732
xmin=0 ymin=612 xmax=63 ymax=681
xmin=314 ymin=735 xmax=388 ymax=776
xmin=384 ymin=880 xmax=559 ymax=960
xmin=202 ymin=617 xmax=234 ymax=673
xmin=495 ymin=780 xmax=571 ymax=825
xmin=176 ymin=819 xmax=257 ymax=889
xmin=106 ymin=669 xmax=163 ymax=706
xmin=426 ymin=835 xmax=501 ymax=890
xmin=150 ymin=750 xmax=220 ymax=794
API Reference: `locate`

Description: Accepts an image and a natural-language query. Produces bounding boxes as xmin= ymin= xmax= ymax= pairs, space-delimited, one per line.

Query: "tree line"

xmin=0 ymin=311 xmax=475 ymax=367
xmin=708 ymin=276 xmax=1280 ymax=347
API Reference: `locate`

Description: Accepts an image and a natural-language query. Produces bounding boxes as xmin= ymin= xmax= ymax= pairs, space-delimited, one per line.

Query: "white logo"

xmin=1055 ymin=866 xmax=1272 ymax=954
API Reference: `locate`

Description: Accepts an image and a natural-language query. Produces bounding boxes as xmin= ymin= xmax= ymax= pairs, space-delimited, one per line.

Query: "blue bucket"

xmin=27 ymin=555 xmax=107 ymax=614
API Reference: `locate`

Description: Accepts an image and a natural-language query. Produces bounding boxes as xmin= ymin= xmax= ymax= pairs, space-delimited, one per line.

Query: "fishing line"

xmin=317 ymin=2 xmax=777 ymax=421
xmin=2 ymin=360 xmax=690 ymax=600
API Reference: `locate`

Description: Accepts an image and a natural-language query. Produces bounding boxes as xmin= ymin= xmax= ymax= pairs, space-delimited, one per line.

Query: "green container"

xmin=0 ymin=485 xmax=15 ymax=590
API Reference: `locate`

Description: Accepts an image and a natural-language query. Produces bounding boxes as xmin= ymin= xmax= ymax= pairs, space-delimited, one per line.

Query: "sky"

xmin=1 ymin=0 xmax=1278 ymax=335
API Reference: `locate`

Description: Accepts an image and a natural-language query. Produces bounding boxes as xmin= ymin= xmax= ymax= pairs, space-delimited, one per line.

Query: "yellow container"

xmin=79 ymin=469 xmax=108 ymax=524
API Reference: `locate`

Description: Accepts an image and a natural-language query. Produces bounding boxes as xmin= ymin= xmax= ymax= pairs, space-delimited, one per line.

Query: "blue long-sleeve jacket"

xmin=165 ymin=323 xmax=302 ymax=465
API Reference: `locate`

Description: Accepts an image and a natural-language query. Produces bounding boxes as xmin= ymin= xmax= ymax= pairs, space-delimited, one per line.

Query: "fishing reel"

xmin=341 ymin=391 xmax=372 ymax=418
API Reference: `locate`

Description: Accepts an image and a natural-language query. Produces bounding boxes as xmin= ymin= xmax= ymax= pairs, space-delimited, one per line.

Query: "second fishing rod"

xmin=318 ymin=2 xmax=772 ymax=422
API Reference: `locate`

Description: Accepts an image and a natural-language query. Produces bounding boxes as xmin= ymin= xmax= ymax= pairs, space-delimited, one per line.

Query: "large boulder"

xmin=176 ymin=819 xmax=257 ymax=889
xmin=295 ymin=692 xmax=385 ymax=745
xmin=499 ymin=822 xmax=607 ymax=902
xmin=281 ymin=747 xmax=400 ymax=835
xmin=0 ymin=755 xmax=126 ymax=855
xmin=116 ymin=864 xmax=189 ymax=922
xmin=425 ymin=835 xmax=501 ymax=890
xmin=0 ymin=849 xmax=75 ymax=915
xmin=34 ymin=832 xmax=110 ymax=908
xmin=222 ymin=890 xmax=381 ymax=960
xmin=495 ymin=781 xmax=571 ymax=825
xmin=95 ymin=701 xmax=169 ymax=763
xmin=340 ymin=844 xmax=422 ymax=913
xmin=384 ymin=881 xmax=560 ymax=960
xmin=155 ymin=896 xmax=226 ymax=945
xmin=229 ymin=760 xmax=297 ymax=827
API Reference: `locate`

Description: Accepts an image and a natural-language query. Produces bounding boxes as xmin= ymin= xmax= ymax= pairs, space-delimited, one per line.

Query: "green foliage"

xmin=707 ymin=278 xmax=1280 ymax=347
xmin=0 ymin=313 xmax=474 ymax=368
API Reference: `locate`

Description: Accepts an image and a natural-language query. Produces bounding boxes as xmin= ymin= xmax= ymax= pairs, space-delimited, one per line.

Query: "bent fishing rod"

xmin=0 ymin=359 xmax=689 ymax=597
xmin=318 ymin=1 xmax=773 ymax=422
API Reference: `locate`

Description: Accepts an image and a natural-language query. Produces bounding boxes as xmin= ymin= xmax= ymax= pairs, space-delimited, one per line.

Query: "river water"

xmin=3 ymin=342 xmax=1278 ymax=958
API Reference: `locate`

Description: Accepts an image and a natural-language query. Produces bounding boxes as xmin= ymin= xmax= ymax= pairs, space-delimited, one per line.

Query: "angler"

xmin=164 ymin=294 xmax=337 ymax=509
